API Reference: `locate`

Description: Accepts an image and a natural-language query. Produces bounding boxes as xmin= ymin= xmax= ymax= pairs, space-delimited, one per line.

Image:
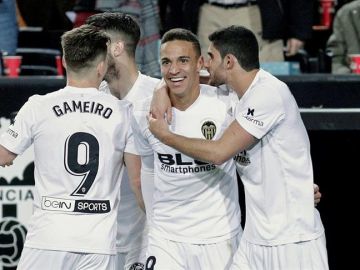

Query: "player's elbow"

xmin=212 ymin=157 xmax=230 ymax=166
xmin=209 ymin=150 xmax=231 ymax=166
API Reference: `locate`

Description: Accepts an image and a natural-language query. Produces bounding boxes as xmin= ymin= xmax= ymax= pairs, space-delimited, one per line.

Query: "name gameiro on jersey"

xmin=52 ymin=100 xmax=113 ymax=119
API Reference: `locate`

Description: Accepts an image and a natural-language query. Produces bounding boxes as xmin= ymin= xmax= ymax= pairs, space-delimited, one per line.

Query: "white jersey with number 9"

xmin=0 ymin=86 xmax=135 ymax=255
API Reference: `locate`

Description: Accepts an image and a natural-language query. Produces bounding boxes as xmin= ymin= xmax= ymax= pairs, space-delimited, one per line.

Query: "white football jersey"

xmin=0 ymin=86 xmax=135 ymax=255
xmin=100 ymin=72 xmax=160 ymax=252
xmin=132 ymin=84 xmax=241 ymax=244
xmin=234 ymin=69 xmax=324 ymax=245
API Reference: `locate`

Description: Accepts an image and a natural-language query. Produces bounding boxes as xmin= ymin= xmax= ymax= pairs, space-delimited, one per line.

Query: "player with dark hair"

xmin=86 ymin=12 xmax=160 ymax=270
xmin=0 ymin=24 xmax=140 ymax=270
xmin=132 ymin=28 xmax=242 ymax=269
xmin=149 ymin=25 xmax=329 ymax=270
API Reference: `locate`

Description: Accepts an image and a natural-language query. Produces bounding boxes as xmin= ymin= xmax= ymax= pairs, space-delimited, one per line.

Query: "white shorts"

xmin=230 ymin=233 xmax=329 ymax=270
xmin=145 ymin=233 xmax=241 ymax=270
xmin=17 ymin=247 xmax=116 ymax=270
xmin=117 ymin=245 xmax=147 ymax=270
xmin=117 ymin=226 xmax=148 ymax=270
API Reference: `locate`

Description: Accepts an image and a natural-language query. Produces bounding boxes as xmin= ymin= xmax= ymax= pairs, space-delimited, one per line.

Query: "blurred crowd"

xmin=0 ymin=0 xmax=359 ymax=75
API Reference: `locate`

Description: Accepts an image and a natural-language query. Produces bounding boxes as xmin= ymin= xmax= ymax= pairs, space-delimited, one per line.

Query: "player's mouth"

xmin=169 ymin=76 xmax=186 ymax=87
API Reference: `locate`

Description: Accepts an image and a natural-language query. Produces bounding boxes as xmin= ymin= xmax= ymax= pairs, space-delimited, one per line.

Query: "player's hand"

xmin=0 ymin=145 xmax=16 ymax=167
xmin=314 ymin=183 xmax=322 ymax=206
xmin=148 ymin=112 xmax=170 ymax=141
xmin=1 ymin=161 xmax=13 ymax=167
xmin=150 ymin=79 xmax=172 ymax=124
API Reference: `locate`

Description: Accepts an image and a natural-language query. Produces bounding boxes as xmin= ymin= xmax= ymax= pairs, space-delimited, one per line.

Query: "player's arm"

xmin=139 ymin=153 xmax=155 ymax=216
xmin=0 ymin=144 xmax=17 ymax=167
xmin=148 ymin=115 xmax=256 ymax=165
xmin=124 ymin=152 xmax=145 ymax=212
xmin=150 ymin=79 xmax=172 ymax=124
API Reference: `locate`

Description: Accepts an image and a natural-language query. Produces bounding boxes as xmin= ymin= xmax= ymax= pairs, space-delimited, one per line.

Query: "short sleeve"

xmin=131 ymin=110 xmax=153 ymax=157
xmin=124 ymin=123 xmax=138 ymax=155
xmin=235 ymin=85 xmax=285 ymax=139
xmin=0 ymin=96 xmax=38 ymax=154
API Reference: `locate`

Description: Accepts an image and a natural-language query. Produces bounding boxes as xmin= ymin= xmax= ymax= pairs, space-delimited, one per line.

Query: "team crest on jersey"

xmin=201 ymin=121 xmax=216 ymax=140
xmin=129 ymin=262 xmax=144 ymax=270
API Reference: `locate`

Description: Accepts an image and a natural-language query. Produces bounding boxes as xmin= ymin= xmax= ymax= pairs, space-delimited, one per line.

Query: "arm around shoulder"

xmin=152 ymin=117 xmax=256 ymax=165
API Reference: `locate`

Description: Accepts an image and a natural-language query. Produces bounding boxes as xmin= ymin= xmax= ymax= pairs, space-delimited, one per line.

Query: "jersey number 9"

xmin=64 ymin=132 xmax=99 ymax=196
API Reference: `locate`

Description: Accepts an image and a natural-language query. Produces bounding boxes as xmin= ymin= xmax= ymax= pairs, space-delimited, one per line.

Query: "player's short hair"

xmin=61 ymin=24 xmax=109 ymax=72
xmin=209 ymin=25 xmax=260 ymax=71
xmin=86 ymin=12 xmax=140 ymax=58
xmin=161 ymin=28 xmax=201 ymax=58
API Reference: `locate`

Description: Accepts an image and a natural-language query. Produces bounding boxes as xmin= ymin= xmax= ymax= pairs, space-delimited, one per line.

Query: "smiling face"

xmin=160 ymin=40 xmax=203 ymax=99
xmin=204 ymin=43 xmax=227 ymax=87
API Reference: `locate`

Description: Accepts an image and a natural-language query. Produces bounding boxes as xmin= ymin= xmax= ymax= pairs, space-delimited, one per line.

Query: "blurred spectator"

xmin=326 ymin=0 xmax=360 ymax=74
xmin=197 ymin=0 xmax=313 ymax=62
xmin=158 ymin=0 xmax=201 ymax=35
xmin=69 ymin=0 xmax=102 ymax=28
xmin=0 ymin=0 xmax=18 ymax=55
xmin=15 ymin=1 xmax=26 ymax=28
xmin=97 ymin=0 xmax=161 ymax=77
xmin=17 ymin=0 xmax=75 ymax=30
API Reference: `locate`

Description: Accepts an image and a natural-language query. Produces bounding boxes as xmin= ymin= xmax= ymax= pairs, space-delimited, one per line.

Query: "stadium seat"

xmin=16 ymin=47 xmax=64 ymax=76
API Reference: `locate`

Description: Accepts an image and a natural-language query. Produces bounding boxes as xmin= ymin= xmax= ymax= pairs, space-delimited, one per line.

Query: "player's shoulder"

xmin=253 ymin=69 xmax=290 ymax=101
xmin=135 ymin=74 xmax=160 ymax=94
xmin=131 ymin=97 xmax=151 ymax=128
xmin=99 ymin=80 xmax=111 ymax=94
xmin=132 ymin=96 xmax=151 ymax=113
xmin=199 ymin=84 xmax=235 ymax=107
xmin=139 ymin=73 xmax=161 ymax=86
xmin=131 ymin=97 xmax=151 ymax=132
xmin=257 ymin=69 xmax=287 ymax=90
xmin=244 ymin=70 xmax=290 ymax=111
xmin=117 ymin=99 xmax=133 ymax=112
xmin=26 ymin=87 xmax=65 ymax=105
xmin=199 ymin=83 xmax=217 ymax=96
xmin=52 ymin=85 xmax=126 ymax=108
xmin=200 ymin=84 xmax=233 ymax=99
xmin=199 ymin=84 xmax=222 ymax=103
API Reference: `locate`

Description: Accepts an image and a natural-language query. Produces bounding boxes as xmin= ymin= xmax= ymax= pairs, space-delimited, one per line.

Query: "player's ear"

xmin=112 ymin=41 xmax=125 ymax=57
xmin=62 ymin=56 xmax=67 ymax=70
xmin=197 ymin=55 xmax=204 ymax=72
xmin=224 ymin=54 xmax=237 ymax=70
xmin=97 ymin=59 xmax=107 ymax=80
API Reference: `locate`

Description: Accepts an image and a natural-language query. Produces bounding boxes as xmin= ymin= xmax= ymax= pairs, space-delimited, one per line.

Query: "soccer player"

xmin=0 ymin=25 xmax=139 ymax=270
xmin=148 ymin=25 xmax=329 ymax=270
xmin=131 ymin=28 xmax=242 ymax=270
xmin=85 ymin=12 xmax=160 ymax=270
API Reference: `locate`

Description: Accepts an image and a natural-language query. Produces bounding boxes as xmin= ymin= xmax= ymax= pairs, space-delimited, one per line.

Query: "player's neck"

xmin=170 ymin=84 xmax=201 ymax=111
xmin=108 ymin=62 xmax=139 ymax=100
xmin=230 ymin=69 xmax=259 ymax=98
xmin=66 ymin=77 xmax=101 ymax=89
